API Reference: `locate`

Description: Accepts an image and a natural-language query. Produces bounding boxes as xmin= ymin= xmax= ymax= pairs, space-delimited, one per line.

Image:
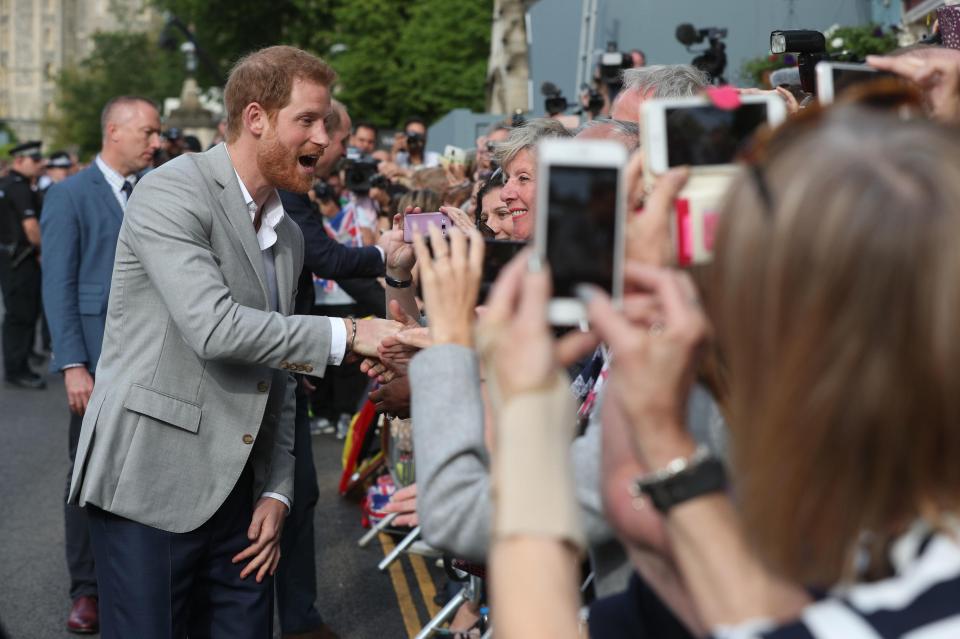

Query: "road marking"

xmin=379 ymin=532 xmax=421 ymax=638
xmin=409 ymin=553 xmax=441 ymax=618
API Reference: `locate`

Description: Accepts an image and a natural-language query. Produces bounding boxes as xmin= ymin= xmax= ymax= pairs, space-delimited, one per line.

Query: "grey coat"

xmin=69 ymin=144 xmax=335 ymax=534
xmin=409 ymin=344 xmax=726 ymax=595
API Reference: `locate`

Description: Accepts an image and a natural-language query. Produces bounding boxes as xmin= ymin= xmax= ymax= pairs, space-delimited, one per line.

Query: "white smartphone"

xmin=642 ymin=93 xmax=787 ymax=175
xmin=534 ymin=138 xmax=628 ymax=326
xmin=816 ymin=61 xmax=892 ymax=104
xmin=442 ymin=144 xmax=467 ymax=165
xmin=642 ymin=94 xmax=786 ymax=266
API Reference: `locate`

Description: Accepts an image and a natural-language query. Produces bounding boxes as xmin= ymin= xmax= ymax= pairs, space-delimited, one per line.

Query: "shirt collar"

xmin=228 ymin=156 xmax=284 ymax=251
xmin=95 ymin=155 xmax=135 ymax=193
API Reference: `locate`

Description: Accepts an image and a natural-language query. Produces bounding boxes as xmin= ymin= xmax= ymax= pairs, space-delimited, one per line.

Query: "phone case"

xmin=939 ymin=6 xmax=960 ymax=50
xmin=670 ymin=167 xmax=738 ymax=266
xmin=403 ymin=212 xmax=451 ymax=243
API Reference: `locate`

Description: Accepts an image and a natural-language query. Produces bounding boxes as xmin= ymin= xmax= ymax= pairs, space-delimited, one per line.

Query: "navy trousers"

xmin=276 ymin=382 xmax=324 ymax=633
xmin=87 ymin=465 xmax=273 ymax=639
xmin=66 ymin=410 xmax=97 ymax=600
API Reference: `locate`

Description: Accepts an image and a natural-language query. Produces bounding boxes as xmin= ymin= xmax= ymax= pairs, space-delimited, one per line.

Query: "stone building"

xmin=0 ymin=0 xmax=157 ymax=142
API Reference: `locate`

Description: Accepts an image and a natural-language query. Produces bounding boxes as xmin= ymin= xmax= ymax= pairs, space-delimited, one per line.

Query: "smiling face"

xmin=257 ymin=78 xmax=331 ymax=193
xmin=481 ymin=186 xmax=514 ymax=240
xmin=499 ymin=147 xmax=537 ymax=240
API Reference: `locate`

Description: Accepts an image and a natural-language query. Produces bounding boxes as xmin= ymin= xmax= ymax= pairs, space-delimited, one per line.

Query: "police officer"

xmin=0 ymin=140 xmax=46 ymax=389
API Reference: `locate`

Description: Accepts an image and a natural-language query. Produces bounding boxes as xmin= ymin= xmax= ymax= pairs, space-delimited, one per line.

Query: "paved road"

xmin=0 ymin=305 xmax=445 ymax=638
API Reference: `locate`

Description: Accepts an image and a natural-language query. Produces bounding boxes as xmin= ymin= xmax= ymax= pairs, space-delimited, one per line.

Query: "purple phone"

xmin=403 ymin=212 xmax=452 ymax=243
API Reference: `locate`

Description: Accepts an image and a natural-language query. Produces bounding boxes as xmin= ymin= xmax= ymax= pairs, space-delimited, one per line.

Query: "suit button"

xmin=257 ymin=381 xmax=269 ymax=392
xmin=303 ymin=364 xmax=314 ymax=373
xmin=242 ymin=434 xmax=254 ymax=445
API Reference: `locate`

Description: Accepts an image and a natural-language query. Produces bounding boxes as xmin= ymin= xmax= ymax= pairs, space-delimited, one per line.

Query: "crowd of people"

xmin=3 ymin=27 xmax=960 ymax=639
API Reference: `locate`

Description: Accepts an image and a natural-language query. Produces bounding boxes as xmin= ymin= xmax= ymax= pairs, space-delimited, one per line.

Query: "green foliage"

xmin=741 ymin=54 xmax=793 ymax=88
xmin=824 ymin=23 xmax=899 ymax=60
xmin=390 ymin=0 xmax=492 ymax=125
xmin=49 ymin=31 xmax=183 ymax=159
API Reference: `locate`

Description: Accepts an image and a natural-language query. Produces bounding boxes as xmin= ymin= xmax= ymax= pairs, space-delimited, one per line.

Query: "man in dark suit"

xmin=41 ymin=95 xmax=162 ymax=633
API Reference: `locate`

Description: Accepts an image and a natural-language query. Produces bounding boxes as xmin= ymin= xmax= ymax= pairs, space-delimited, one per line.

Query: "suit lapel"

xmin=202 ymin=145 xmax=270 ymax=309
xmin=89 ymin=164 xmax=124 ymax=224
xmin=273 ymin=218 xmax=294 ymax=315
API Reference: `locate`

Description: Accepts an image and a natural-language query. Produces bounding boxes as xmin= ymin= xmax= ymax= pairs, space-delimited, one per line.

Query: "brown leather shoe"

xmin=67 ymin=596 xmax=99 ymax=634
xmin=282 ymin=625 xmax=340 ymax=639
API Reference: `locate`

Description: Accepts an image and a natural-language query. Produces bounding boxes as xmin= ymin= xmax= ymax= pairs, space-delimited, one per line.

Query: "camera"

xmin=676 ymin=23 xmax=728 ymax=84
xmin=406 ymin=131 xmax=426 ymax=150
xmin=769 ymin=29 xmax=828 ymax=95
xmin=580 ymin=84 xmax=605 ymax=118
xmin=541 ymin=82 xmax=569 ymax=116
xmin=342 ymin=147 xmax=380 ymax=193
xmin=313 ymin=181 xmax=336 ymax=202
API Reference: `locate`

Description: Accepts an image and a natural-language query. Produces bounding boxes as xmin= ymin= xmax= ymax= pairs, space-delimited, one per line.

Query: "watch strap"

xmin=634 ymin=451 xmax=727 ymax=513
xmin=385 ymin=274 xmax=413 ymax=288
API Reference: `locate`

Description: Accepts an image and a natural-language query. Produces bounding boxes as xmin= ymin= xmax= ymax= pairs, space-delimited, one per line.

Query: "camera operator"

xmin=393 ymin=116 xmax=440 ymax=170
xmin=611 ymin=64 xmax=709 ymax=122
xmin=475 ymin=122 xmax=510 ymax=182
xmin=350 ymin=121 xmax=379 ymax=155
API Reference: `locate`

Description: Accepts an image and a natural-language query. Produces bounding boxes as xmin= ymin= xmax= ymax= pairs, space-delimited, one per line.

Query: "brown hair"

xmin=223 ymin=46 xmax=337 ymax=142
xmin=711 ymin=106 xmax=960 ymax=586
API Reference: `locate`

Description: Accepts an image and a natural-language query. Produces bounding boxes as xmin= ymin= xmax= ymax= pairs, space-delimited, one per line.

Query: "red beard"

xmin=257 ymin=130 xmax=314 ymax=193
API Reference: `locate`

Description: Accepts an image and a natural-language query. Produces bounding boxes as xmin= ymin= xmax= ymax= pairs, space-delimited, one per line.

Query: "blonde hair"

xmin=712 ymin=106 xmax=960 ymax=586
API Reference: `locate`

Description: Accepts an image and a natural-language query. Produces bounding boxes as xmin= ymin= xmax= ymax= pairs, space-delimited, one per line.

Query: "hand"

xmin=348 ymin=317 xmax=403 ymax=359
xmin=868 ymin=52 xmax=960 ymax=125
xmin=232 ymin=497 xmax=287 ymax=582
xmin=377 ymin=209 xmax=418 ymax=276
xmin=412 ymin=224 xmax=484 ymax=347
xmin=439 ymin=205 xmax=477 ymax=234
xmin=738 ymin=87 xmax=800 ymax=115
xmin=360 ymin=357 xmax=396 ymax=384
xmin=477 ymin=251 xmax=598 ymax=401
xmin=584 ymin=263 xmax=708 ymax=468
xmin=369 ymin=376 xmax=411 ymax=418
xmin=378 ymin=332 xmax=421 ymax=377
xmin=64 ymin=367 xmax=94 ymax=415
xmin=625 ymin=156 xmax=689 ymax=267
xmin=382 ymin=483 xmax=419 ymax=527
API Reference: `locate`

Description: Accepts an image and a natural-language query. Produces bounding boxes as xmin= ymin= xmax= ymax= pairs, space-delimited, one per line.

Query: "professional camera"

xmin=541 ymin=82 xmax=569 ymax=116
xmin=770 ymin=30 xmax=827 ymax=95
xmin=342 ymin=147 xmax=379 ymax=193
xmin=313 ymin=181 xmax=336 ymax=202
xmin=580 ymin=84 xmax=605 ymax=118
xmin=406 ymin=131 xmax=426 ymax=152
xmin=600 ymin=41 xmax=633 ymax=84
xmin=676 ymin=23 xmax=729 ymax=84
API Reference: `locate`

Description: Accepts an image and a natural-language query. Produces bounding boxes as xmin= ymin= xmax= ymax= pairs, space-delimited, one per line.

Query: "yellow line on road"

xmin=379 ymin=532 xmax=422 ymax=638
xmin=409 ymin=553 xmax=441 ymax=618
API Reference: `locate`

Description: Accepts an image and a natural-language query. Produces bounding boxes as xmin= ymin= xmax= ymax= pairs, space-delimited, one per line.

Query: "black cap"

xmin=164 ymin=127 xmax=183 ymax=141
xmin=10 ymin=140 xmax=42 ymax=159
xmin=47 ymin=151 xmax=73 ymax=169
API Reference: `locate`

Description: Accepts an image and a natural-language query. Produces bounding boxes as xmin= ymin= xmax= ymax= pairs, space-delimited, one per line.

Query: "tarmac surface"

xmin=0 ymin=297 xmax=447 ymax=639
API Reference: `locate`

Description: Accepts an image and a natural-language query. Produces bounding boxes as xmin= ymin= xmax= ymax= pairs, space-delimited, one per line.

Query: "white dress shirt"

xmin=95 ymin=155 xmax=136 ymax=211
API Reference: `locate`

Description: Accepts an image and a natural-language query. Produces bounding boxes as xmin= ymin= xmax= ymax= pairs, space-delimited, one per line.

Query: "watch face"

xmin=637 ymin=456 xmax=727 ymax=513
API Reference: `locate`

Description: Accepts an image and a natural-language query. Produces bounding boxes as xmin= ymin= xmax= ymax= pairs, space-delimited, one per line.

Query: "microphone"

xmin=676 ymin=23 xmax=700 ymax=46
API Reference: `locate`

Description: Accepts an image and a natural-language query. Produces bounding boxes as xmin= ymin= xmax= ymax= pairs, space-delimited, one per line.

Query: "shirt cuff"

xmin=61 ymin=363 xmax=87 ymax=371
xmin=261 ymin=492 xmax=291 ymax=513
xmin=327 ymin=317 xmax=347 ymax=366
xmin=375 ymin=245 xmax=385 ymax=263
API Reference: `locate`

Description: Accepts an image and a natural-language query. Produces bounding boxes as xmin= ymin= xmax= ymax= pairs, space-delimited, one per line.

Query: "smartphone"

xmin=534 ymin=139 xmax=627 ymax=326
xmin=816 ymin=62 xmax=894 ymax=104
xmin=642 ymin=94 xmax=786 ymax=266
xmin=442 ymin=145 xmax=467 ymax=165
xmin=642 ymin=94 xmax=787 ymax=174
xmin=479 ymin=239 xmax=527 ymax=304
xmin=403 ymin=212 xmax=452 ymax=243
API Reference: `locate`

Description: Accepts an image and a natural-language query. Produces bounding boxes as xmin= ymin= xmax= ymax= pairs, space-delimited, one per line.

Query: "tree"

xmin=49 ymin=31 xmax=183 ymax=158
xmin=390 ymin=0 xmax=492 ymax=124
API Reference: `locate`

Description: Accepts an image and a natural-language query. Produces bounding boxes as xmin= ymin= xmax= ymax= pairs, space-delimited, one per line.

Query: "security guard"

xmin=0 ymin=140 xmax=46 ymax=388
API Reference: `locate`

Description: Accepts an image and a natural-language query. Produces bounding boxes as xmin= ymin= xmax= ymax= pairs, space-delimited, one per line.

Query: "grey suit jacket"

xmin=69 ymin=144 xmax=335 ymax=533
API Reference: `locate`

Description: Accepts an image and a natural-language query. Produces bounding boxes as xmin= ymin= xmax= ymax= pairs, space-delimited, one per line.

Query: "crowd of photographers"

xmin=6 ymin=19 xmax=960 ymax=639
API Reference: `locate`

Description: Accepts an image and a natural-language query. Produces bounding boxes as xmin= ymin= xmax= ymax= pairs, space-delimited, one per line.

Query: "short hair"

xmin=223 ymin=45 xmax=337 ymax=142
xmin=354 ymin=120 xmax=378 ymax=136
xmin=492 ymin=118 xmax=572 ymax=168
xmin=574 ymin=118 xmax=640 ymax=152
xmin=403 ymin=116 xmax=427 ymax=132
xmin=485 ymin=121 xmax=511 ymax=137
xmin=100 ymin=96 xmax=158 ymax=137
xmin=621 ymin=64 xmax=709 ymax=98
xmin=326 ymin=99 xmax=348 ymax=136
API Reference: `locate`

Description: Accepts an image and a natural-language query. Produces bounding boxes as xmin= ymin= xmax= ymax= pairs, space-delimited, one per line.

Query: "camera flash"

xmin=771 ymin=32 xmax=786 ymax=54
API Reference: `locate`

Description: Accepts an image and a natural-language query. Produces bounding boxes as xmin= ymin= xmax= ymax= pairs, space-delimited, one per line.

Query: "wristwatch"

xmin=630 ymin=445 xmax=727 ymax=513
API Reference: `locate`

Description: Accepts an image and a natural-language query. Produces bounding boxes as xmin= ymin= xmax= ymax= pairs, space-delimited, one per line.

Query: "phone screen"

xmin=479 ymin=239 xmax=527 ymax=303
xmin=546 ymin=166 xmax=619 ymax=298
xmin=831 ymin=66 xmax=891 ymax=96
xmin=665 ymin=104 xmax=768 ymax=167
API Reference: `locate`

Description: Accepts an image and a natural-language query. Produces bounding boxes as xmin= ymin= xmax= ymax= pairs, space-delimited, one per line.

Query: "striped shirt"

xmin=715 ymin=519 xmax=960 ymax=639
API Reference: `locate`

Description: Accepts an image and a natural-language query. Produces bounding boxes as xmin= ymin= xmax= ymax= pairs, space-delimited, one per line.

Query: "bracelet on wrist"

xmin=385 ymin=274 xmax=413 ymax=288
xmin=348 ymin=316 xmax=358 ymax=353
